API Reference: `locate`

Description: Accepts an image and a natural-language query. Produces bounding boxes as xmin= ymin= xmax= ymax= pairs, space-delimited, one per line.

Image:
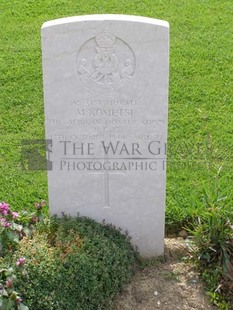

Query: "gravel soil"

xmin=113 ymin=238 xmax=217 ymax=310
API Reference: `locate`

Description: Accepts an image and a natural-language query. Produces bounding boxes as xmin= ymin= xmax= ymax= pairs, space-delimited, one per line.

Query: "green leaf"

xmin=18 ymin=303 xmax=29 ymax=310
xmin=0 ymin=297 xmax=9 ymax=310
xmin=6 ymin=298 xmax=15 ymax=310
xmin=5 ymin=230 xmax=19 ymax=243
xmin=0 ymin=238 xmax=3 ymax=254
xmin=38 ymin=214 xmax=44 ymax=222
xmin=22 ymin=227 xmax=32 ymax=238
xmin=1 ymin=287 xmax=9 ymax=298
xmin=12 ymin=223 xmax=23 ymax=232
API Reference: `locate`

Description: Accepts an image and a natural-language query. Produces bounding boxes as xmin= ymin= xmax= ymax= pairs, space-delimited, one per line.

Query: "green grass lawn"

xmin=0 ymin=0 xmax=232 ymax=228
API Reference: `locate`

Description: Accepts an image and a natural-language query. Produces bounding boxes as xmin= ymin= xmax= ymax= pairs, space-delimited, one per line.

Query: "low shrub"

xmin=12 ymin=216 xmax=138 ymax=310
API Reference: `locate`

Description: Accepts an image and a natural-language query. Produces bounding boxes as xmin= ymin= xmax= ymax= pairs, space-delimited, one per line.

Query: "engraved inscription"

xmin=76 ymin=32 xmax=136 ymax=92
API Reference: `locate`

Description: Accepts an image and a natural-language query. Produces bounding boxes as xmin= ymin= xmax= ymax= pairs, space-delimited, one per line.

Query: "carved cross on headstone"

xmin=89 ymin=152 xmax=126 ymax=208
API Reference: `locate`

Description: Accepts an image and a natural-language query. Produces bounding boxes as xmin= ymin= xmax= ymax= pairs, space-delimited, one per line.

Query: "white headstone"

xmin=42 ymin=15 xmax=169 ymax=257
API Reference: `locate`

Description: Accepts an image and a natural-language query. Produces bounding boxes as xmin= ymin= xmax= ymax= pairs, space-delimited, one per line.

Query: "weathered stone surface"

xmin=42 ymin=15 xmax=169 ymax=257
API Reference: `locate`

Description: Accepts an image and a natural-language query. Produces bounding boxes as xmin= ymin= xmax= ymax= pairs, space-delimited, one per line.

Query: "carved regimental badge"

xmin=76 ymin=32 xmax=136 ymax=92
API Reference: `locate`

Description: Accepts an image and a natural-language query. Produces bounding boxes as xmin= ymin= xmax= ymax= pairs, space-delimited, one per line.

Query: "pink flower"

xmin=11 ymin=211 xmax=19 ymax=219
xmin=35 ymin=200 xmax=46 ymax=210
xmin=0 ymin=218 xmax=6 ymax=225
xmin=1 ymin=209 xmax=8 ymax=216
xmin=41 ymin=200 xmax=46 ymax=206
xmin=0 ymin=202 xmax=10 ymax=216
xmin=0 ymin=218 xmax=11 ymax=228
xmin=30 ymin=215 xmax=38 ymax=223
xmin=6 ymin=279 xmax=13 ymax=288
xmin=35 ymin=202 xmax=42 ymax=210
xmin=4 ymin=222 xmax=11 ymax=228
xmin=16 ymin=297 xmax=23 ymax=303
xmin=16 ymin=257 xmax=26 ymax=266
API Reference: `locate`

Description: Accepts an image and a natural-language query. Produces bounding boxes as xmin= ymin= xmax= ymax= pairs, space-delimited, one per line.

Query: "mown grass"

xmin=0 ymin=0 xmax=232 ymax=226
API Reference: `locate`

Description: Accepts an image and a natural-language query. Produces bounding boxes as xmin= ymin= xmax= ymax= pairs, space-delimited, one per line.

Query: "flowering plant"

xmin=0 ymin=200 xmax=46 ymax=309
xmin=0 ymin=201 xmax=46 ymax=256
xmin=0 ymin=258 xmax=28 ymax=309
